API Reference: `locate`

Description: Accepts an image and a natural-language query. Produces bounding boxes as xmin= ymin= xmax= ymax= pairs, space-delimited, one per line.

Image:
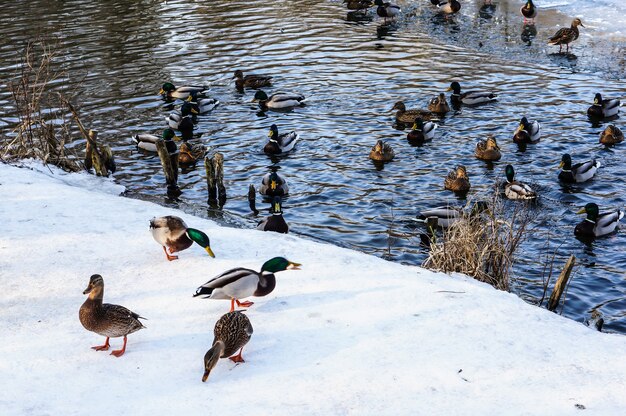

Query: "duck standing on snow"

xmin=133 ymin=128 xmax=178 ymax=153
xmin=150 ymin=216 xmax=215 ymax=261
xmin=194 ymin=257 xmax=301 ymax=312
xmin=558 ymin=154 xmax=600 ymax=183
xmin=428 ymin=93 xmax=450 ymax=115
xmin=260 ymin=171 xmax=289 ymax=197
xmin=79 ymin=274 xmax=146 ymax=357
xmin=159 ymin=82 xmax=208 ymax=100
xmin=475 ymin=135 xmax=501 ymax=161
xmin=369 ymin=140 xmax=395 ymax=162
xmin=264 ymin=124 xmax=299 ymax=154
xmin=253 ymin=90 xmax=305 ymax=111
xmin=407 ymin=117 xmax=437 ymax=144
xmin=202 ymin=311 xmax=253 ymax=382
xmin=548 ymin=18 xmax=584 ymax=53
xmin=257 ymin=196 xmax=289 ymax=234
xmin=374 ymin=0 xmax=400 ymax=21
xmin=513 ymin=116 xmax=541 ymax=143
xmin=391 ymin=101 xmax=435 ymax=126
xmin=520 ymin=0 xmax=537 ymax=24
xmin=446 ymin=82 xmax=497 ymax=106
xmin=575 ymin=203 xmax=623 ymax=238
xmin=504 ymin=164 xmax=536 ymax=200
xmin=599 ymin=125 xmax=623 ymax=145
xmin=444 ymin=165 xmax=471 ymax=192
xmin=233 ymin=70 xmax=272 ymax=92
xmin=587 ymin=93 xmax=621 ymax=119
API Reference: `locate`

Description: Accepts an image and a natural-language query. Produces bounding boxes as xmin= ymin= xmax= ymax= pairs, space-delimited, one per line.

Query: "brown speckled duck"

xmin=178 ymin=141 xmax=206 ymax=166
xmin=444 ymin=165 xmax=471 ymax=192
xmin=599 ymin=125 xmax=623 ymax=145
xmin=79 ymin=274 xmax=146 ymax=357
xmin=475 ymin=135 xmax=502 ymax=161
xmin=150 ymin=216 xmax=215 ymax=261
xmin=548 ymin=18 xmax=584 ymax=53
xmin=369 ymin=140 xmax=395 ymax=162
xmin=391 ymin=101 xmax=436 ymax=125
xmin=428 ymin=93 xmax=451 ymax=115
xmin=233 ymin=70 xmax=272 ymax=92
xmin=202 ymin=311 xmax=254 ymax=382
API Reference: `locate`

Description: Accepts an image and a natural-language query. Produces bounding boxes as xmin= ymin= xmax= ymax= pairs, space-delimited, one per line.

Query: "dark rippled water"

xmin=1 ymin=1 xmax=625 ymax=332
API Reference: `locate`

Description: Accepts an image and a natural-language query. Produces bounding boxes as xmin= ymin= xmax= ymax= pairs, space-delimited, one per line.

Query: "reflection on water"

xmin=1 ymin=0 xmax=625 ymax=333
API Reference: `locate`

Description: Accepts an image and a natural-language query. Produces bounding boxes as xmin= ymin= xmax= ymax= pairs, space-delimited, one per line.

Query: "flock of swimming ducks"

xmin=80 ymin=0 xmax=624 ymax=382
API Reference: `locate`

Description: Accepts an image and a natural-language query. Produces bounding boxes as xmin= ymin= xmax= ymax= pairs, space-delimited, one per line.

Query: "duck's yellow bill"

xmin=445 ymin=87 xmax=452 ymax=91
xmin=558 ymin=161 xmax=564 ymax=169
xmin=576 ymin=208 xmax=586 ymax=214
xmin=159 ymin=88 xmax=164 ymax=95
xmin=287 ymin=261 xmax=301 ymax=270
xmin=205 ymin=247 xmax=216 ymax=258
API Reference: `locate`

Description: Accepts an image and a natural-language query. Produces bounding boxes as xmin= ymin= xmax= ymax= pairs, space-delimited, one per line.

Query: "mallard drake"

xmin=253 ymin=90 xmax=305 ymax=111
xmin=260 ymin=171 xmax=289 ymax=196
xmin=257 ymin=196 xmax=289 ymax=234
xmin=558 ymin=154 xmax=600 ymax=183
xmin=587 ymin=93 xmax=621 ymax=119
xmin=575 ymin=203 xmax=623 ymax=238
xmin=432 ymin=0 xmax=461 ymax=15
xmin=407 ymin=117 xmax=437 ymax=144
xmin=233 ymin=70 xmax=273 ymax=92
xmin=345 ymin=0 xmax=372 ymax=10
xmin=159 ymin=82 xmax=208 ymax=100
xmin=475 ymin=135 xmax=501 ymax=161
xmin=150 ymin=216 xmax=215 ymax=261
xmin=264 ymin=124 xmax=299 ymax=154
xmin=444 ymin=165 xmax=471 ymax=192
xmin=548 ymin=18 xmax=584 ymax=53
xmin=133 ymin=128 xmax=178 ymax=153
xmin=202 ymin=311 xmax=253 ymax=382
xmin=391 ymin=101 xmax=436 ymax=125
xmin=187 ymin=92 xmax=219 ymax=114
xmin=520 ymin=0 xmax=537 ymax=23
xmin=428 ymin=93 xmax=450 ymax=115
xmin=417 ymin=201 xmax=488 ymax=228
xmin=177 ymin=103 xmax=196 ymax=141
xmin=447 ymin=82 xmax=497 ymax=106
xmin=599 ymin=125 xmax=624 ymax=145
xmin=369 ymin=140 xmax=395 ymax=162
xmin=166 ymin=102 xmax=198 ymax=130
xmin=193 ymin=257 xmax=301 ymax=311
xmin=374 ymin=0 xmax=400 ymax=20
xmin=79 ymin=274 xmax=146 ymax=357
xmin=513 ymin=116 xmax=541 ymax=143
xmin=504 ymin=164 xmax=536 ymax=200
xmin=178 ymin=141 xmax=206 ymax=166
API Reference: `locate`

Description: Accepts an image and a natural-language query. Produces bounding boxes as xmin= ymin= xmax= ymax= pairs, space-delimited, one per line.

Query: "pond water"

xmin=1 ymin=0 xmax=625 ymax=332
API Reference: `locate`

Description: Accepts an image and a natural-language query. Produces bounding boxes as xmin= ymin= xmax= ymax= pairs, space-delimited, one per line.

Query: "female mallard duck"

xmin=587 ymin=93 xmax=621 ymax=119
xmin=599 ymin=125 xmax=623 ymax=145
xmin=178 ymin=141 xmax=206 ymax=166
xmin=133 ymin=128 xmax=178 ymax=153
xmin=202 ymin=311 xmax=253 ymax=382
xmin=159 ymin=82 xmax=208 ymax=100
xmin=79 ymin=274 xmax=146 ymax=357
xmin=233 ymin=70 xmax=272 ymax=92
xmin=432 ymin=0 xmax=461 ymax=15
xmin=391 ymin=101 xmax=436 ymax=126
xmin=428 ymin=93 xmax=450 ymax=115
xmin=150 ymin=216 xmax=215 ymax=261
xmin=504 ymin=164 xmax=536 ymax=200
xmin=187 ymin=92 xmax=219 ymax=114
xmin=548 ymin=18 xmax=584 ymax=53
xmin=345 ymin=0 xmax=372 ymax=10
xmin=513 ymin=116 xmax=541 ymax=143
xmin=520 ymin=0 xmax=537 ymax=23
xmin=475 ymin=135 xmax=502 ymax=161
xmin=374 ymin=0 xmax=400 ymax=20
xmin=444 ymin=165 xmax=471 ymax=192
xmin=260 ymin=171 xmax=289 ymax=196
xmin=264 ymin=124 xmax=299 ymax=154
xmin=418 ymin=201 xmax=489 ymax=228
xmin=369 ymin=140 xmax=395 ymax=162
xmin=257 ymin=197 xmax=289 ymax=234
xmin=193 ymin=257 xmax=301 ymax=311
xmin=575 ymin=203 xmax=623 ymax=238
xmin=447 ymin=82 xmax=497 ymax=106
xmin=407 ymin=117 xmax=437 ymax=144
xmin=253 ymin=90 xmax=305 ymax=110
xmin=558 ymin=154 xmax=600 ymax=183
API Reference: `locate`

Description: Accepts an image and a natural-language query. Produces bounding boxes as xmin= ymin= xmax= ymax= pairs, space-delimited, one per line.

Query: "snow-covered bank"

xmin=1 ymin=162 xmax=625 ymax=416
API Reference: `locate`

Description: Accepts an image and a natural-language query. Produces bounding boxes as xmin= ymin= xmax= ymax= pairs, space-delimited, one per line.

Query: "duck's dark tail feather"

xmin=194 ymin=286 xmax=214 ymax=298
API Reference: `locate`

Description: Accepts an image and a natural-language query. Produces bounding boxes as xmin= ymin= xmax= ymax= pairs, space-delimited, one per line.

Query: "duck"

xmin=504 ymin=164 xmax=536 ymax=200
xmin=599 ymin=125 xmax=624 ymax=145
xmin=558 ymin=154 xmax=600 ymax=183
xmin=432 ymin=0 xmax=461 ymax=15
xmin=253 ymin=90 xmax=305 ymax=111
xmin=159 ymin=82 xmax=208 ymax=100
xmin=257 ymin=197 xmax=289 ymax=234
xmin=391 ymin=101 xmax=436 ymax=125
xmin=444 ymin=165 xmax=471 ymax=192
xmin=587 ymin=93 xmax=621 ymax=119
xmin=407 ymin=117 xmax=437 ymax=144
xmin=520 ymin=0 xmax=537 ymax=23
xmin=417 ymin=201 xmax=489 ymax=228
xmin=187 ymin=92 xmax=219 ymax=114
xmin=177 ymin=103 xmax=196 ymax=141
xmin=178 ymin=141 xmax=206 ymax=166
xmin=513 ymin=116 xmax=541 ymax=143
xmin=369 ymin=140 xmax=395 ymax=162
xmin=344 ymin=0 xmax=373 ymax=10
xmin=149 ymin=216 xmax=215 ymax=261
xmin=259 ymin=171 xmax=289 ymax=197
xmin=475 ymin=135 xmax=502 ymax=161
xmin=428 ymin=93 xmax=451 ymax=115
xmin=202 ymin=311 xmax=253 ymax=382
xmin=233 ymin=70 xmax=273 ymax=92
xmin=575 ymin=203 xmax=623 ymax=238
xmin=447 ymin=81 xmax=497 ymax=106
xmin=193 ymin=257 xmax=301 ymax=311
xmin=548 ymin=18 xmax=584 ymax=53
xmin=165 ymin=101 xmax=198 ymax=130
xmin=374 ymin=0 xmax=400 ymax=20
xmin=133 ymin=128 xmax=178 ymax=153
xmin=264 ymin=124 xmax=299 ymax=154
xmin=79 ymin=274 xmax=146 ymax=357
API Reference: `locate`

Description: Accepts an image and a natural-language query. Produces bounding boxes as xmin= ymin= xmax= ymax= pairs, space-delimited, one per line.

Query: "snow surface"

xmin=1 ymin=161 xmax=625 ymax=415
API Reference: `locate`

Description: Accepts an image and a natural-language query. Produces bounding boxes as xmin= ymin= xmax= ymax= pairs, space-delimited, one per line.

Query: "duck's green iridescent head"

xmin=559 ymin=153 xmax=572 ymax=169
xmin=412 ymin=117 xmax=424 ymax=131
xmin=447 ymin=81 xmax=461 ymax=94
xmin=261 ymin=257 xmax=301 ymax=273
xmin=160 ymin=82 xmax=176 ymax=95
xmin=186 ymin=228 xmax=215 ymax=258
xmin=577 ymin=203 xmax=599 ymax=221
xmin=253 ymin=90 xmax=269 ymax=102
xmin=505 ymin=164 xmax=516 ymax=182
xmin=268 ymin=124 xmax=278 ymax=139
xmin=593 ymin=93 xmax=602 ymax=105
xmin=163 ymin=128 xmax=176 ymax=141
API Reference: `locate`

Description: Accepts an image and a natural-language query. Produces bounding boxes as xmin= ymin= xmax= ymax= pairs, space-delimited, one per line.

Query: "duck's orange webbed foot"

xmin=163 ymin=246 xmax=179 ymax=261
xmin=110 ymin=336 xmax=127 ymax=357
xmin=91 ymin=337 xmax=110 ymax=351
xmin=229 ymin=348 xmax=245 ymax=363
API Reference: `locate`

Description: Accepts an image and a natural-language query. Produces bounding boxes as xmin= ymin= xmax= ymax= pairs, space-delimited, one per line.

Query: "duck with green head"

xmin=264 ymin=124 xmax=299 ymax=154
xmin=407 ymin=117 xmax=437 ymax=144
xmin=587 ymin=93 xmax=621 ymax=119
xmin=150 ymin=216 xmax=215 ymax=261
xmin=558 ymin=154 xmax=600 ymax=183
xmin=575 ymin=203 xmax=623 ymax=238
xmin=504 ymin=165 xmax=536 ymax=200
xmin=260 ymin=171 xmax=289 ymax=197
xmin=194 ymin=257 xmax=301 ymax=311
xmin=257 ymin=196 xmax=289 ymax=234
xmin=253 ymin=90 xmax=305 ymax=110
xmin=520 ymin=0 xmax=537 ymax=23
xmin=447 ymin=81 xmax=497 ymax=107
xmin=133 ymin=128 xmax=178 ymax=153
xmin=159 ymin=82 xmax=209 ymax=100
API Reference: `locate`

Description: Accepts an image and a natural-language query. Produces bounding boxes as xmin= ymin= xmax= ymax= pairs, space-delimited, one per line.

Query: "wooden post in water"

xmin=547 ymin=255 xmax=576 ymax=312
xmin=156 ymin=138 xmax=181 ymax=198
xmin=205 ymin=152 xmax=226 ymax=206
xmin=205 ymin=155 xmax=217 ymax=203
xmin=248 ymin=184 xmax=259 ymax=215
